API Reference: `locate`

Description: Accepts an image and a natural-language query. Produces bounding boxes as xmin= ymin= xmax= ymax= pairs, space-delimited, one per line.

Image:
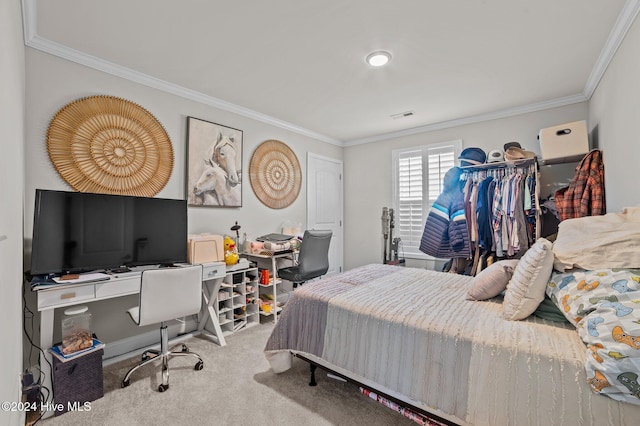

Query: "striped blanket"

xmin=265 ymin=264 xmax=640 ymax=425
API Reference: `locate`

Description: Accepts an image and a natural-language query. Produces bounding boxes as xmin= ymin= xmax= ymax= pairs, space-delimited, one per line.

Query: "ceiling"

xmin=24 ymin=0 xmax=639 ymax=146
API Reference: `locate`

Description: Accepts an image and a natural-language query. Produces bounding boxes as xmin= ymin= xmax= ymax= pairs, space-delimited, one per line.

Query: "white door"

xmin=307 ymin=153 xmax=343 ymax=275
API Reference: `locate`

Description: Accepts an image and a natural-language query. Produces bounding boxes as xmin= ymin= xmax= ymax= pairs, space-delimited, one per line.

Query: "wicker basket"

xmin=47 ymin=96 xmax=173 ymax=197
xmin=249 ymin=140 xmax=301 ymax=209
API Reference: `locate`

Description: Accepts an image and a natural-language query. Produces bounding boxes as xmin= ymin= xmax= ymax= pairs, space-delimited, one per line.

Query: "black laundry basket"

xmin=52 ymin=349 xmax=104 ymax=416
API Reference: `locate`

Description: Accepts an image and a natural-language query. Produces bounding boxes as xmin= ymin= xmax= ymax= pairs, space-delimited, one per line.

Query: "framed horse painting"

xmin=186 ymin=116 xmax=243 ymax=207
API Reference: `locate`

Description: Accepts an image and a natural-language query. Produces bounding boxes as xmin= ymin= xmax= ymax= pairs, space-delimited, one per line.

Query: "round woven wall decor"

xmin=249 ymin=140 xmax=301 ymax=209
xmin=47 ymin=95 xmax=174 ymax=196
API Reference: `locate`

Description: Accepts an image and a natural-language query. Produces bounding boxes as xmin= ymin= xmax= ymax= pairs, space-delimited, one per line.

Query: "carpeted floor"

xmin=39 ymin=323 xmax=417 ymax=425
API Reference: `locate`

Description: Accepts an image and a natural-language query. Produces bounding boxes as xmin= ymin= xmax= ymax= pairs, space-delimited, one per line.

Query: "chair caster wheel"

xmin=194 ymin=361 xmax=204 ymax=371
xmin=121 ymin=380 xmax=130 ymax=388
xmin=158 ymin=384 xmax=169 ymax=392
xmin=181 ymin=344 xmax=189 ymax=353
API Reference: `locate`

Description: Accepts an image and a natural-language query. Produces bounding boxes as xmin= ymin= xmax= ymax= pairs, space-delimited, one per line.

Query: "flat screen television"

xmin=30 ymin=189 xmax=188 ymax=276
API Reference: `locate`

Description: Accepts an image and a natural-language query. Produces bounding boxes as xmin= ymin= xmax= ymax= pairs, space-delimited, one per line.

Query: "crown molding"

xmin=26 ymin=35 xmax=344 ymax=147
xmin=21 ymin=0 xmax=342 ymax=147
xmin=21 ymin=0 xmax=36 ymax=42
xmin=343 ymin=93 xmax=588 ymax=147
xmin=21 ymin=0 xmax=639 ymax=147
xmin=350 ymin=0 xmax=640 ymax=146
xmin=584 ymin=0 xmax=640 ymax=99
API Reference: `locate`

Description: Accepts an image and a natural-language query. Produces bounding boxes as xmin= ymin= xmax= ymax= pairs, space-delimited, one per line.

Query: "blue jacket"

xmin=419 ymin=167 xmax=472 ymax=259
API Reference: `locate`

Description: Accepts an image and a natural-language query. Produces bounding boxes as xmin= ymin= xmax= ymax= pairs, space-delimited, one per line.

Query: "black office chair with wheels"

xmin=121 ymin=265 xmax=204 ymax=392
xmin=278 ymin=230 xmax=332 ymax=288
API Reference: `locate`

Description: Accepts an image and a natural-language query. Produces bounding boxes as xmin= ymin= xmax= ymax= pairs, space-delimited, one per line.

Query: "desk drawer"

xmin=202 ymin=262 xmax=225 ymax=281
xmin=95 ymin=276 xmax=139 ymax=299
xmin=38 ymin=285 xmax=95 ymax=310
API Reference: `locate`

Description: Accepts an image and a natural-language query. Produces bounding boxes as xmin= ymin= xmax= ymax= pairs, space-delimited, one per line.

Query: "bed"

xmin=264 ymin=262 xmax=640 ymax=425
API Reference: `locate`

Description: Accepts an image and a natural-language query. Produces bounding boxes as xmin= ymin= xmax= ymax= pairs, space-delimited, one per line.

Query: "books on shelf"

xmin=49 ymin=338 xmax=105 ymax=363
xmin=256 ymin=233 xmax=294 ymax=242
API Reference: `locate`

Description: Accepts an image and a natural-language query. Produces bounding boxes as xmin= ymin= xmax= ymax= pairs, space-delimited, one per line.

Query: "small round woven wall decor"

xmin=47 ymin=95 xmax=174 ymax=196
xmin=249 ymin=140 xmax=301 ymax=209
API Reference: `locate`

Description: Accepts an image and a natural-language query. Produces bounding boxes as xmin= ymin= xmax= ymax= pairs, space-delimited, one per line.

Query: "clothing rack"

xmin=460 ymin=157 xmax=538 ymax=175
xmin=458 ymin=158 xmax=541 ymax=274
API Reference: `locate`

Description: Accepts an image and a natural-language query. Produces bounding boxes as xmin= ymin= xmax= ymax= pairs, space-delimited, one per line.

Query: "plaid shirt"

xmin=555 ymin=149 xmax=605 ymax=221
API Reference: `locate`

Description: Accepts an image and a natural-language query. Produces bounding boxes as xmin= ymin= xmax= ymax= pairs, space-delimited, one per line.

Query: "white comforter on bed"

xmin=265 ymin=264 xmax=640 ymax=425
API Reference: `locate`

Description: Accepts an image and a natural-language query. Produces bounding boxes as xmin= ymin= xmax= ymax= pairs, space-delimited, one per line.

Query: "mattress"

xmin=265 ymin=264 xmax=640 ymax=425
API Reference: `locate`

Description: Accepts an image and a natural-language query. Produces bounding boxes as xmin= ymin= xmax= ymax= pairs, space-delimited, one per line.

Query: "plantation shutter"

xmin=397 ymin=150 xmax=424 ymax=256
xmin=394 ymin=143 xmax=458 ymax=258
xmin=427 ymin=147 xmax=456 ymax=204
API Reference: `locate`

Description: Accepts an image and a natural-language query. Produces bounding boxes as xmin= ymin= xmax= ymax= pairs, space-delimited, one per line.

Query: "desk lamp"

xmin=230 ymin=221 xmax=241 ymax=248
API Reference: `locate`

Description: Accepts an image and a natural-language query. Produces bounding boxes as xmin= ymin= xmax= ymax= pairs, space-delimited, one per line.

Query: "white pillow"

xmin=553 ymin=207 xmax=640 ymax=271
xmin=466 ymin=260 xmax=519 ymax=301
xmin=503 ymin=238 xmax=554 ymax=321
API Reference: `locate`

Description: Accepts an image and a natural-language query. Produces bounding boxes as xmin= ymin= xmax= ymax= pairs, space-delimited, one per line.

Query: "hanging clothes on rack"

xmin=474 ymin=176 xmax=496 ymax=273
xmin=555 ymin=149 xmax=605 ymax=221
xmin=476 ymin=176 xmax=494 ymax=252
xmin=458 ymin=158 xmax=540 ymax=275
xmin=419 ymin=167 xmax=472 ymax=260
xmin=420 ymin=158 xmax=540 ymax=276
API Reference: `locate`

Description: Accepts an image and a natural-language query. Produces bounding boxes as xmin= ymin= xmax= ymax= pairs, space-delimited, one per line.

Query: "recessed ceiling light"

xmin=366 ymin=51 xmax=392 ymax=67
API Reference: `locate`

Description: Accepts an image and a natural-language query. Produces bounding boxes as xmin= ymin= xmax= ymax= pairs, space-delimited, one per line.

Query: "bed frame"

xmin=294 ymin=353 xmax=457 ymax=426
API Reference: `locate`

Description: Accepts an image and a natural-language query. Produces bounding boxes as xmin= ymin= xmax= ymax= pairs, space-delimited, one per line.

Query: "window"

xmin=392 ymin=140 xmax=462 ymax=259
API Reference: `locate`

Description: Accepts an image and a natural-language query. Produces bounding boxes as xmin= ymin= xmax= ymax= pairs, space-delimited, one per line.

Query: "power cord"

xmin=22 ymin=281 xmax=53 ymax=424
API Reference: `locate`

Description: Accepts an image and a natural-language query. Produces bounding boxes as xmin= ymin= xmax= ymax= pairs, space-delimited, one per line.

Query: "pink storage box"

xmin=188 ymin=234 xmax=224 ymax=264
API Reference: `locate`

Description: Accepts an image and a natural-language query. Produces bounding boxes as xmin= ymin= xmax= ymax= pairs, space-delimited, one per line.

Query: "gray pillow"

xmin=466 ymin=260 xmax=520 ymax=301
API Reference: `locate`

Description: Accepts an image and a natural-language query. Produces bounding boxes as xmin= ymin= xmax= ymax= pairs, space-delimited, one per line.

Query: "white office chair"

xmin=121 ymin=265 xmax=204 ymax=392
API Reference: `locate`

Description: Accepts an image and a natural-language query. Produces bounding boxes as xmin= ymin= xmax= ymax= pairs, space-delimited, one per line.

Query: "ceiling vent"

xmin=390 ymin=111 xmax=414 ymax=120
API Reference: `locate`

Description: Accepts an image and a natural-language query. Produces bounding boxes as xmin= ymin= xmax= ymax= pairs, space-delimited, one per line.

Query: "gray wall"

xmin=24 ymin=48 xmax=342 ymax=348
xmin=589 ymin=15 xmax=640 ymax=213
xmin=343 ymin=103 xmax=589 ymax=270
xmin=0 ymin=0 xmax=25 ymax=425
xmin=25 ymin=49 xmax=343 ymax=248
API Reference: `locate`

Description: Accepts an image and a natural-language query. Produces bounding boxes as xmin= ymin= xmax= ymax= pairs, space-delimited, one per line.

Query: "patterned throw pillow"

xmin=466 ymin=259 xmax=519 ymax=301
xmin=503 ymin=238 xmax=554 ymax=321
xmin=546 ymin=268 xmax=640 ymax=405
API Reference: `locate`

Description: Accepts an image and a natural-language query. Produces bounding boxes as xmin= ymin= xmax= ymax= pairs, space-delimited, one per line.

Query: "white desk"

xmin=33 ymin=262 xmax=225 ymax=413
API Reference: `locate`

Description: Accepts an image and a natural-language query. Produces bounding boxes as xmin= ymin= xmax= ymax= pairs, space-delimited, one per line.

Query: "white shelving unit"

xmin=217 ymin=266 xmax=259 ymax=335
xmin=241 ymin=251 xmax=295 ymax=323
xmin=258 ymin=275 xmax=283 ymax=321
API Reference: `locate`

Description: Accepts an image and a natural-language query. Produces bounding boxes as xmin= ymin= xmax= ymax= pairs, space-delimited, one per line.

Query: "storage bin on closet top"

xmin=538 ymin=120 xmax=589 ymax=164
